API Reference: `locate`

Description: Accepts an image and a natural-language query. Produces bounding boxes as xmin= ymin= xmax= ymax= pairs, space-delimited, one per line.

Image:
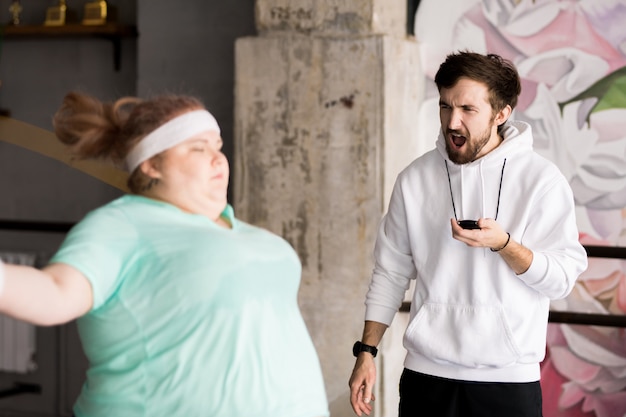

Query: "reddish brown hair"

xmin=53 ymin=91 xmax=205 ymax=193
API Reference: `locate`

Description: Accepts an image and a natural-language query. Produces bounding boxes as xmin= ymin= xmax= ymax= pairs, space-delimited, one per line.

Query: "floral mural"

xmin=414 ymin=1 xmax=626 ymax=416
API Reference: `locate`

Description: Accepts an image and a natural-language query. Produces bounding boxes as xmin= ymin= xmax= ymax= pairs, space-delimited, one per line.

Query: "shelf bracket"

xmin=0 ymin=382 xmax=42 ymax=399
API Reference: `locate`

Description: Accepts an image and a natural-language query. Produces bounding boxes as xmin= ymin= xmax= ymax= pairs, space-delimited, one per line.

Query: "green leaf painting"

xmin=559 ymin=66 xmax=626 ymax=123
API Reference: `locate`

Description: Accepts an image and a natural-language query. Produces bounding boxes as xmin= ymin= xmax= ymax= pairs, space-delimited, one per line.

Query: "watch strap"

xmin=353 ymin=341 xmax=378 ymax=358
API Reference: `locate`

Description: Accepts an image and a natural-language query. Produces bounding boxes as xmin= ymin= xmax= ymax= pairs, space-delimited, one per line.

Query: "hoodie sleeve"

xmin=365 ymin=176 xmax=416 ymax=325
xmin=516 ymin=172 xmax=588 ymax=300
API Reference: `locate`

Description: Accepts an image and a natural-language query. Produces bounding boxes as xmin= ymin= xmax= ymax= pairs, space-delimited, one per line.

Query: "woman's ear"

xmin=139 ymin=157 xmax=162 ymax=180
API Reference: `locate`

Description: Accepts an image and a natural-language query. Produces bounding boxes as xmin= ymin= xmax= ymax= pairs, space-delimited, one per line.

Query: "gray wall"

xmin=137 ymin=0 xmax=257 ymax=200
xmin=0 ymin=1 xmax=256 ymax=415
xmin=0 ymin=1 xmax=137 ymax=225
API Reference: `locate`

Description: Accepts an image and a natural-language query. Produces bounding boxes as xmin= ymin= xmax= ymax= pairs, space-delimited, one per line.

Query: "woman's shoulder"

xmin=69 ymin=195 xmax=139 ymax=237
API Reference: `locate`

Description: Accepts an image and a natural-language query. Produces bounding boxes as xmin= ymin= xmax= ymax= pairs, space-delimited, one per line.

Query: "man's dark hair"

xmin=434 ymin=51 xmax=521 ymax=113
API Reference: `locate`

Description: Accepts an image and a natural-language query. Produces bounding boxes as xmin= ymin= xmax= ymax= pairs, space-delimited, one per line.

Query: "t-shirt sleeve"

xmin=50 ymin=205 xmax=138 ymax=310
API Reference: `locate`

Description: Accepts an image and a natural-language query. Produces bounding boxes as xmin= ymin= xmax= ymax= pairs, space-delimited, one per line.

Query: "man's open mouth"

xmin=451 ymin=133 xmax=467 ymax=148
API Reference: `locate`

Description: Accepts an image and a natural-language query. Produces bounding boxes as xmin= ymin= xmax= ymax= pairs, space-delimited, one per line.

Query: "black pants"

xmin=399 ymin=368 xmax=543 ymax=417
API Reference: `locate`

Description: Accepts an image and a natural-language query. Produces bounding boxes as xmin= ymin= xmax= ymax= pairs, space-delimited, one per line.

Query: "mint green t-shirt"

xmin=51 ymin=195 xmax=329 ymax=417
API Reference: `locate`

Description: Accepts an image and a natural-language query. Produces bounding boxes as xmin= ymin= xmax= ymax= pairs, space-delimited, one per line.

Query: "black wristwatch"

xmin=353 ymin=341 xmax=378 ymax=358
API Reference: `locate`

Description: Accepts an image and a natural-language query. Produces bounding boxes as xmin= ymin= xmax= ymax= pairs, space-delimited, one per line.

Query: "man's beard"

xmin=445 ymin=125 xmax=493 ymax=165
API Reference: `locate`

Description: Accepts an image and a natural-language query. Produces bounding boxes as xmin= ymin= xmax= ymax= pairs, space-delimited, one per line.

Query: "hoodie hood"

xmin=438 ymin=120 xmax=534 ymax=222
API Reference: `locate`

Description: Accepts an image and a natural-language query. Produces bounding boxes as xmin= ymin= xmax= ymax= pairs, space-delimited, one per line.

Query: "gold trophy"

xmin=82 ymin=0 xmax=107 ymax=25
xmin=8 ymin=0 xmax=22 ymax=26
xmin=44 ymin=0 xmax=67 ymax=26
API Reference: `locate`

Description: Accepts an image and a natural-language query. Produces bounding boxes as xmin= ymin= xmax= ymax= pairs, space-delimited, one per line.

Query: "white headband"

xmin=125 ymin=109 xmax=220 ymax=172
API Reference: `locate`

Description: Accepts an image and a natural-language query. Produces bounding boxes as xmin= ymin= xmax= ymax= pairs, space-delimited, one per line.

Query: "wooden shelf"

xmin=1 ymin=23 xmax=136 ymax=37
xmin=0 ymin=23 xmax=137 ymax=71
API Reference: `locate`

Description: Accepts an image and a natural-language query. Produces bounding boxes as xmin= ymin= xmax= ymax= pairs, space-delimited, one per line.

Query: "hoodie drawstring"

xmin=494 ymin=159 xmax=506 ymax=221
xmin=444 ymin=158 xmax=507 ymax=222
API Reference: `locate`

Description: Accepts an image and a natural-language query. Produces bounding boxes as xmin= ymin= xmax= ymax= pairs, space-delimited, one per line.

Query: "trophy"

xmin=8 ymin=0 xmax=22 ymax=25
xmin=82 ymin=1 xmax=107 ymax=25
xmin=44 ymin=0 xmax=67 ymax=26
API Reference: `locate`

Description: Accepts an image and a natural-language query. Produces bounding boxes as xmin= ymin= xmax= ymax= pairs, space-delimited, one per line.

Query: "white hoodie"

xmin=365 ymin=121 xmax=588 ymax=383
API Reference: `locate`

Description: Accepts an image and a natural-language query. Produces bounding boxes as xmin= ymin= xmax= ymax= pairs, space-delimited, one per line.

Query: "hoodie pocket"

xmin=404 ymin=303 xmax=521 ymax=368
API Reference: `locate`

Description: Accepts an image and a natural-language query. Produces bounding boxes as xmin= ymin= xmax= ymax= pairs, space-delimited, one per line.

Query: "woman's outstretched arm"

xmin=0 ymin=262 xmax=93 ymax=326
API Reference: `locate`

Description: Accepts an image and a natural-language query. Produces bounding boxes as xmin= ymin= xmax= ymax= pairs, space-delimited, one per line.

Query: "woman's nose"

xmin=211 ymin=150 xmax=227 ymax=166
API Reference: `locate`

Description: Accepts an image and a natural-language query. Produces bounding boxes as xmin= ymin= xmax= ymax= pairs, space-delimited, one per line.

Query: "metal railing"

xmin=0 ymin=219 xmax=74 ymax=233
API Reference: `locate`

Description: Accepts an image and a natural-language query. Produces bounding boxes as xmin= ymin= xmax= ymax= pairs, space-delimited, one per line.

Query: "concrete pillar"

xmin=234 ymin=1 xmax=423 ymax=415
